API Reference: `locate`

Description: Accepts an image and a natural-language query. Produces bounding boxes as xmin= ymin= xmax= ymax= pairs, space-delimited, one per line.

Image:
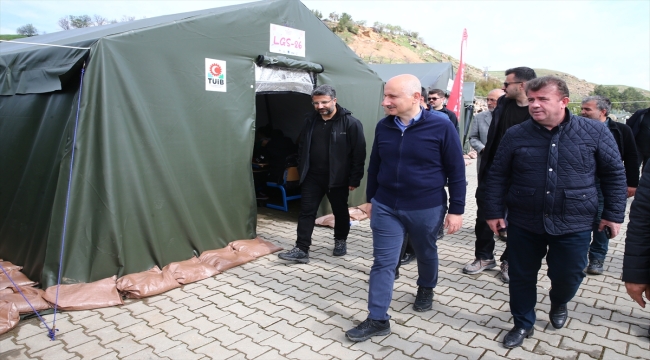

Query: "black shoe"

xmin=549 ymin=303 xmax=568 ymax=329
xmin=400 ymin=252 xmax=416 ymax=265
xmin=413 ymin=287 xmax=434 ymax=312
xmin=345 ymin=318 xmax=391 ymax=342
xmin=503 ymin=326 xmax=534 ymax=349
xmin=277 ymin=247 xmax=309 ymax=264
xmin=586 ymin=259 xmax=604 ymax=275
xmin=395 ymin=268 xmax=400 ymax=280
xmin=333 ymin=239 xmax=347 ymax=256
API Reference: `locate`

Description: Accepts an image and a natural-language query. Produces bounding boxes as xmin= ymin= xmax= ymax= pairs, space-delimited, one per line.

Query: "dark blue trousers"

xmin=367 ymin=199 xmax=446 ymax=320
xmin=508 ymin=224 xmax=590 ymax=329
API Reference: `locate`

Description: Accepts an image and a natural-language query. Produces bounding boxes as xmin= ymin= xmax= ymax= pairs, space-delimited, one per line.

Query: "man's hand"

xmin=349 ymin=186 xmax=357 ymax=191
xmin=598 ymin=219 xmax=622 ymax=238
xmin=444 ymin=214 xmax=463 ymax=234
xmin=625 ymin=282 xmax=650 ymax=308
xmin=486 ymin=219 xmax=506 ymax=234
xmin=627 ymin=187 xmax=636 ymax=198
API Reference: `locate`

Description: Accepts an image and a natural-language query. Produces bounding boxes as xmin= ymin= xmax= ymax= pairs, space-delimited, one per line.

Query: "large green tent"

xmin=0 ymin=0 xmax=383 ymax=287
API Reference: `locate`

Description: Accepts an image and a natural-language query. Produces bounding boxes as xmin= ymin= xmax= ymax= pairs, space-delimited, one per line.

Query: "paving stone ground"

xmin=1 ymin=164 xmax=649 ymax=359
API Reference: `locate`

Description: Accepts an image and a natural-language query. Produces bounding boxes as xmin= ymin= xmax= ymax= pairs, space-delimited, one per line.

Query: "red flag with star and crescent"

xmin=446 ymin=29 xmax=468 ymax=119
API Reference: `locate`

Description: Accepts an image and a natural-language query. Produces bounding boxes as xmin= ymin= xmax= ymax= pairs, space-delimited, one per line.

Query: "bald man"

xmin=469 ymin=89 xmax=505 ymax=170
xmin=346 ymin=74 xmax=466 ymax=342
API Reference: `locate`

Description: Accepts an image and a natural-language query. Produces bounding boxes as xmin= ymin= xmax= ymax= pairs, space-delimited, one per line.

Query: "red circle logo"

xmin=210 ymin=63 xmax=222 ymax=77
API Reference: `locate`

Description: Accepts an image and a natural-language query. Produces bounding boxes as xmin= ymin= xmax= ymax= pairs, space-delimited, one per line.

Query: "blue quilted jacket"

xmin=484 ymin=111 xmax=627 ymax=235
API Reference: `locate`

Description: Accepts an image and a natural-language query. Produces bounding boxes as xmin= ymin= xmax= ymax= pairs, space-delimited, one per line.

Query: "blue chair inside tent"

xmin=266 ymin=166 xmax=301 ymax=211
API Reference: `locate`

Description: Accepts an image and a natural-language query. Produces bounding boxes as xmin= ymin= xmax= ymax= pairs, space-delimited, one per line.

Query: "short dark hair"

xmin=312 ymin=84 xmax=336 ymax=98
xmin=505 ymin=67 xmax=537 ymax=82
xmin=582 ymin=95 xmax=612 ymax=116
xmin=428 ymin=89 xmax=445 ymax=97
xmin=525 ymin=75 xmax=570 ymax=99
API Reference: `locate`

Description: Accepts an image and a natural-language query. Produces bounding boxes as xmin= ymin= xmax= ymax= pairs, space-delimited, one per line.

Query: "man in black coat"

xmin=626 ymin=107 xmax=650 ymax=170
xmin=465 ymin=67 xmax=537 ymax=284
xmin=278 ymin=85 xmax=366 ymax=263
xmin=580 ymin=96 xmax=639 ymax=275
xmin=485 ymin=76 xmax=627 ymax=349
xmin=623 ymin=163 xmax=650 ymax=335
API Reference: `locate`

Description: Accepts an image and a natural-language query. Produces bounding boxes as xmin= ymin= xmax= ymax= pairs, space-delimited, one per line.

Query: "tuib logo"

xmin=209 ymin=63 xmax=223 ymax=78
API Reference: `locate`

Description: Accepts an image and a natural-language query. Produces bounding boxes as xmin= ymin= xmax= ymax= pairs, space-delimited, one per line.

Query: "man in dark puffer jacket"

xmin=484 ymin=76 xmax=627 ymax=349
xmin=623 ymin=163 xmax=650 ymax=335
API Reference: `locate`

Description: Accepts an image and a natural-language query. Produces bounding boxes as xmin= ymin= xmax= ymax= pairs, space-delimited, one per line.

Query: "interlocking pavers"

xmin=559 ymin=337 xmax=604 ymax=358
xmin=67 ymin=339 xmax=114 ymax=359
xmin=152 ymin=318 xmax=193 ymax=338
xmin=411 ymin=345 xmax=458 ymax=359
xmin=192 ymin=340 xmax=238 ymax=359
xmin=203 ymin=325 xmax=246 ymax=346
xmin=225 ymin=336 xmax=273 ymax=359
xmin=172 ymin=329 xmax=214 ymax=350
xmin=104 ymin=336 xmax=149 ymax=357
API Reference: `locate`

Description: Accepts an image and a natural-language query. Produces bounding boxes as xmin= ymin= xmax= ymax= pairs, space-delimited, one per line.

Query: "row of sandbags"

xmin=0 ymin=237 xmax=281 ymax=335
xmin=315 ymin=204 xmax=372 ymax=228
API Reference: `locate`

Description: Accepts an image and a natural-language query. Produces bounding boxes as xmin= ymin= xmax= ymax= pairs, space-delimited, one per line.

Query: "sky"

xmin=1 ymin=0 xmax=649 ymax=90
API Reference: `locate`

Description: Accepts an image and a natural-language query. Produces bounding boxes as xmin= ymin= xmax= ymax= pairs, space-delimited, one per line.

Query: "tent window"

xmin=254 ymin=64 xmax=315 ymax=95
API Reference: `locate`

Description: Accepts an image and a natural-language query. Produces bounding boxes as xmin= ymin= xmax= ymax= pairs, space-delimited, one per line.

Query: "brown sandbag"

xmin=0 ymin=289 xmax=13 ymax=295
xmin=229 ymin=237 xmax=282 ymax=258
xmin=0 ymin=270 xmax=36 ymax=290
xmin=116 ymin=266 xmax=180 ymax=299
xmin=162 ymin=257 xmax=220 ymax=284
xmin=0 ymin=286 xmax=51 ymax=314
xmin=349 ymin=207 xmax=369 ymax=221
xmin=315 ymin=214 xmax=335 ymax=228
xmin=315 ymin=206 xmax=370 ymax=228
xmin=42 ymin=276 xmax=123 ymax=310
xmin=356 ymin=203 xmax=371 ymax=215
xmin=0 ymin=261 xmax=22 ymax=271
xmin=0 ymin=301 xmax=19 ymax=335
xmin=199 ymin=246 xmax=255 ymax=272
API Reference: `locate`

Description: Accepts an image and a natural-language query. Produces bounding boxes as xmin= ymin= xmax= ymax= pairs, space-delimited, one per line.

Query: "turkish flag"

xmin=446 ymin=29 xmax=468 ymax=118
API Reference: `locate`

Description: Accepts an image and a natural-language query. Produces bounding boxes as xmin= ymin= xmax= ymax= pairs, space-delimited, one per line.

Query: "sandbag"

xmin=349 ymin=207 xmax=369 ymax=221
xmin=315 ymin=206 xmax=370 ymax=228
xmin=42 ymin=276 xmax=123 ymax=310
xmin=356 ymin=203 xmax=372 ymax=215
xmin=199 ymin=246 xmax=255 ymax=272
xmin=116 ymin=266 xmax=180 ymax=299
xmin=0 ymin=301 xmax=19 ymax=335
xmin=229 ymin=237 xmax=282 ymax=258
xmin=162 ymin=257 xmax=219 ymax=284
xmin=0 ymin=286 xmax=51 ymax=314
xmin=0 ymin=261 xmax=22 ymax=271
xmin=314 ymin=214 xmax=335 ymax=227
xmin=0 ymin=270 xmax=36 ymax=290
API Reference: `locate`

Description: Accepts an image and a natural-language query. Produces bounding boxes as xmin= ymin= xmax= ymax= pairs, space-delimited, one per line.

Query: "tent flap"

xmin=0 ymin=47 xmax=88 ymax=95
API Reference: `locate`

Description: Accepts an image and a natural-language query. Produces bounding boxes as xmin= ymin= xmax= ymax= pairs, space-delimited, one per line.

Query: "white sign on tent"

xmin=269 ymin=24 xmax=305 ymax=57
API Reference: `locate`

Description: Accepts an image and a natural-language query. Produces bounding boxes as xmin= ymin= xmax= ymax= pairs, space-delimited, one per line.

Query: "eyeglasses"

xmin=503 ymin=81 xmax=523 ymax=88
xmin=311 ymin=99 xmax=334 ymax=106
xmin=428 ymin=97 xmax=441 ymax=101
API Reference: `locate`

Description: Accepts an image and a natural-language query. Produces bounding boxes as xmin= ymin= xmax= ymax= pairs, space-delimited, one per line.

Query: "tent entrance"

xmin=253 ymin=65 xmax=315 ymax=212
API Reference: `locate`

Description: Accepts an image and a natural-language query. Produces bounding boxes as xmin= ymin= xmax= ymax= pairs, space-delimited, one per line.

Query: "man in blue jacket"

xmin=346 ymin=74 xmax=466 ymax=342
xmin=485 ymin=76 xmax=627 ymax=349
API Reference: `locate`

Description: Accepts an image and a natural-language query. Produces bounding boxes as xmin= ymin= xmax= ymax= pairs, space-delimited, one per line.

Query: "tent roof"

xmin=0 ymin=2 xmax=258 ymax=54
xmin=368 ymin=63 xmax=454 ymax=91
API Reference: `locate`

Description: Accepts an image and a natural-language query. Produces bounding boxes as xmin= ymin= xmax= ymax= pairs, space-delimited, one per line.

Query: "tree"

xmin=69 ymin=15 xmax=93 ymax=28
xmin=58 ymin=17 xmax=71 ymax=30
xmin=16 ymin=23 xmax=38 ymax=36
xmin=373 ymin=21 xmax=385 ymax=34
xmin=311 ymin=9 xmax=323 ymax=19
xmin=93 ymin=14 xmax=108 ymax=26
xmin=328 ymin=12 xmax=339 ymax=22
xmin=592 ymin=85 xmax=650 ymax=113
xmin=121 ymin=15 xmax=135 ymax=22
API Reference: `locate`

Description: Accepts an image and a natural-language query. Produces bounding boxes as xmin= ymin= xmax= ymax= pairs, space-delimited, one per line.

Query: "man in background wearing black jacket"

xmin=464 ymin=67 xmax=536 ymax=283
xmin=581 ymin=96 xmax=639 ymax=275
xmin=278 ymin=85 xmax=366 ymax=264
